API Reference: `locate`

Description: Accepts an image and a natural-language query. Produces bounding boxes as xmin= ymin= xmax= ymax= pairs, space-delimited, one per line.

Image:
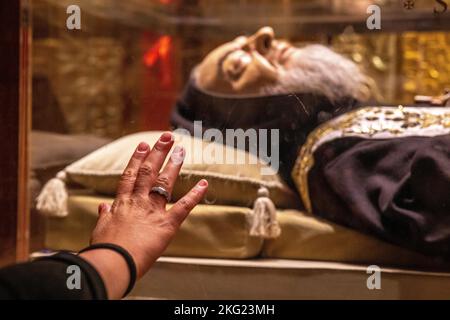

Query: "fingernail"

xmin=159 ymin=132 xmax=173 ymax=143
xmin=98 ymin=203 xmax=106 ymax=214
xmin=137 ymin=142 xmax=149 ymax=153
xmin=197 ymin=179 xmax=208 ymax=188
xmin=171 ymin=146 xmax=185 ymax=165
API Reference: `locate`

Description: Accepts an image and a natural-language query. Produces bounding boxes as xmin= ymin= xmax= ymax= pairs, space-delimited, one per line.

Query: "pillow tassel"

xmin=249 ymin=187 xmax=281 ymax=238
xmin=36 ymin=171 xmax=69 ymax=218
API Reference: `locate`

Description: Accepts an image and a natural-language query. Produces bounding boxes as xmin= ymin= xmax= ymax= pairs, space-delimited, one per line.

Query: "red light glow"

xmin=143 ymin=36 xmax=172 ymax=67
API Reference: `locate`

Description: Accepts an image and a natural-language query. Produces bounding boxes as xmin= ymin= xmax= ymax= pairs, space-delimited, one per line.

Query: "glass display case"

xmin=32 ymin=1 xmax=450 ymax=137
xmin=1 ymin=0 xmax=449 ymax=299
xmin=31 ymin=0 xmax=450 ymax=138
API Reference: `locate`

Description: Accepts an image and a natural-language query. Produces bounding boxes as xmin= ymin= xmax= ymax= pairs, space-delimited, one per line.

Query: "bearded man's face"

xmin=195 ymin=26 xmax=371 ymax=103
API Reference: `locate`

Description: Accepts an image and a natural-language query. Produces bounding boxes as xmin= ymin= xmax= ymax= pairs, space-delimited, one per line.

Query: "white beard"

xmin=260 ymin=45 xmax=371 ymax=103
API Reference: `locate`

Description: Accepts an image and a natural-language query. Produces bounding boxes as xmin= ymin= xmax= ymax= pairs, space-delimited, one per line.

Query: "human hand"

xmin=79 ymin=132 xmax=208 ymax=298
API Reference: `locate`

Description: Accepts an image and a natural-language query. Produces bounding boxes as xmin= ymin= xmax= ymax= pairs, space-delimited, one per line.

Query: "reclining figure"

xmin=172 ymin=27 xmax=450 ymax=260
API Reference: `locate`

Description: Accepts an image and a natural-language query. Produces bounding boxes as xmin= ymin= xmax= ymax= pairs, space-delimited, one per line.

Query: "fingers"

xmin=149 ymin=146 xmax=186 ymax=207
xmin=98 ymin=203 xmax=111 ymax=216
xmin=133 ymin=132 xmax=174 ymax=196
xmin=168 ymin=179 xmax=208 ymax=227
xmin=116 ymin=142 xmax=150 ymax=198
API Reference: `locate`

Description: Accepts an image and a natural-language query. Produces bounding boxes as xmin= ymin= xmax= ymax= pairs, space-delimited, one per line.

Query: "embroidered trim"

xmin=292 ymin=106 xmax=450 ymax=213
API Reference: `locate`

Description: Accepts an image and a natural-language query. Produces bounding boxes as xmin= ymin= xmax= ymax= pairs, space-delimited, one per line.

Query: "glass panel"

xmin=29 ymin=0 xmax=450 ymax=298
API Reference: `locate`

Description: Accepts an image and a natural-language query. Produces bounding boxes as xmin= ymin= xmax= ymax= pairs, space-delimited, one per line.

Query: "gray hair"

xmin=261 ymin=45 xmax=371 ymax=103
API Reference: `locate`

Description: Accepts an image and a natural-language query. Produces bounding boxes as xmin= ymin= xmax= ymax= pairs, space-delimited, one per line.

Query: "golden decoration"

xmin=292 ymin=106 xmax=450 ymax=214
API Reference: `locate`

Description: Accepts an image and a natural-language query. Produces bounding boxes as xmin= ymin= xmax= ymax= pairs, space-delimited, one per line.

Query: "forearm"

xmin=79 ymin=249 xmax=130 ymax=299
xmin=0 ymin=252 xmax=107 ymax=300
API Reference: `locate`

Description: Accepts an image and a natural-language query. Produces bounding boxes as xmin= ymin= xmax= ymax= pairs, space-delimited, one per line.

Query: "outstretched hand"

xmin=80 ymin=132 xmax=208 ymax=299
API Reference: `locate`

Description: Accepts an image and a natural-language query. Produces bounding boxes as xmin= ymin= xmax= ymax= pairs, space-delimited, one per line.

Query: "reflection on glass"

xmin=24 ymin=0 xmax=450 ymax=299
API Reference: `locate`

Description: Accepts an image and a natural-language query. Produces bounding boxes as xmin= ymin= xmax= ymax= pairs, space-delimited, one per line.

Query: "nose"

xmin=247 ymin=26 xmax=275 ymax=55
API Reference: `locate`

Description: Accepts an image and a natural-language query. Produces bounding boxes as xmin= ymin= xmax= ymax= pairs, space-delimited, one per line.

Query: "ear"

xmin=221 ymin=51 xmax=249 ymax=85
xmin=227 ymin=52 xmax=278 ymax=92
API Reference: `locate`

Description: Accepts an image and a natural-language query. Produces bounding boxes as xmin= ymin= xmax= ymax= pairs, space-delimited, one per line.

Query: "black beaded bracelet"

xmin=78 ymin=243 xmax=137 ymax=298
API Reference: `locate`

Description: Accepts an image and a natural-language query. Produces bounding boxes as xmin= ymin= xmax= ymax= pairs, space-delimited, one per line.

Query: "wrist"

xmin=79 ymin=249 xmax=130 ymax=299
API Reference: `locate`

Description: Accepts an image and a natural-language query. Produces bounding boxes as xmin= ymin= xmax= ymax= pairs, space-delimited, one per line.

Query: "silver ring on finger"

xmin=150 ymin=186 xmax=171 ymax=203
